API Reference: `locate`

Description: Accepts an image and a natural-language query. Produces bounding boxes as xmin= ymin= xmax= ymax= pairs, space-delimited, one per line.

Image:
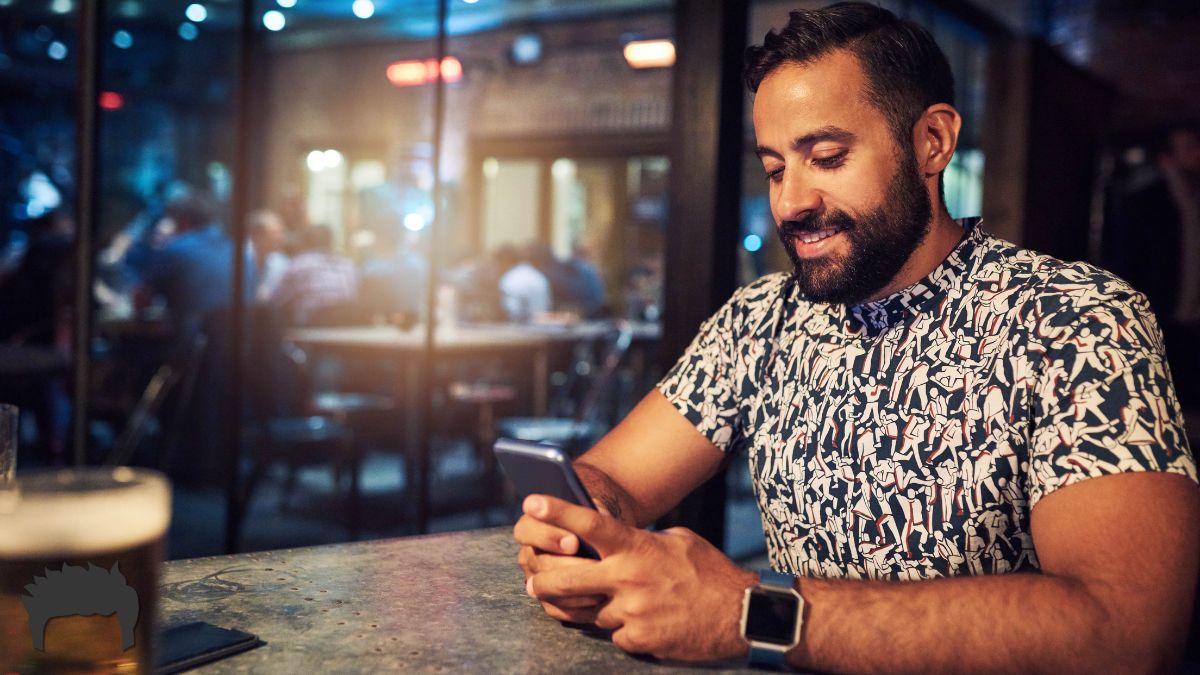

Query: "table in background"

xmin=159 ymin=527 xmax=754 ymax=673
xmin=288 ymin=321 xmax=661 ymax=414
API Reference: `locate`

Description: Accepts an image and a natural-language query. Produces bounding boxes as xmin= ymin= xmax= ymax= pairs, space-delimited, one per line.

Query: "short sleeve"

xmin=1027 ymin=288 xmax=1198 ymax=507
xmin=656 ymin=284 xmax=760 ymax=453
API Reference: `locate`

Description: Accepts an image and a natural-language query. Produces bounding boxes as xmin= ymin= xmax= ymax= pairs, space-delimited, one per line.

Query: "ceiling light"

xmin=178 ymin=22 xmax=198 ymax=40
xmin=321 ymin=149 xmax=343 ymax=168
xmin=403 ymin=213 xmax=426 ymax=232
xmin=99 ymin=91 xmax=124 ymax=110
xmin=306 ymin=150 xmax=326 ymax=172
xmin=185 ymin=3 xmax=207 ymax=22
xmin=623 ymin=39 xmax=675 ymax=69
xmin=262 ymin=10 xmax=285 ymax=31
xmin=351 ymin=0 xmax=374 ymax=19
xmin=47 ymin=40 xmax=67 ymax=60
xmin=386 ymin=56 xmax=463 ymax=87
xmin=277 ymin=0 xmax=296 ymax=6
xmin=113 ymin=30 xmax=133 ymax=49
xmin=510 ymin=33 xmax=541 ymax=65
xmin=50 ymin=0 xmax=73 ymax=14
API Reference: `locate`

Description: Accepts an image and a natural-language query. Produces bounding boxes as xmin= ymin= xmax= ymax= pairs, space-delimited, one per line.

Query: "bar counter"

xmin=160 ymin=528 xmax=757 ymax=673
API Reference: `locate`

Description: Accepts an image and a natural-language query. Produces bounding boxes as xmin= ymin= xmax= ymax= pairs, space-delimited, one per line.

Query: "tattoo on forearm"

xmin=598 ymin=494 xmax=623 ymax=520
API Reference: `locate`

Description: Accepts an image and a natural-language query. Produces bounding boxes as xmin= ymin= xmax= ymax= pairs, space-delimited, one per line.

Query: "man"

xmin=247 ymin=208 xmax=290 ymax=301
xmin=495 ymin=244 xmax=551 ymax=322
xmin=127 ymin=188 xmax=253 ymax=336
xmin=270 ymin=224 xmax=358 ymax=325
xmin=359 ymin=224 xmax=427 ymax=322
xmin=515 ymin=3 xmax=1199 ymax=671
xmin=1113 ymin=123 xmax=1200 ymax=406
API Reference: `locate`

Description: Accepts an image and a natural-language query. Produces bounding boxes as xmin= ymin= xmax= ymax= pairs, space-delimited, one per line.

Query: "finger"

xmin=541 ymin=601 xmax=600 ymax=625
xmin=532 ymin=551 xmax=597 ymax=572
xmin=529 ymin=561 xmax=611 ymax=599
xmin=513 ymin=513 xmax=582 ymax=555
xmin=549 ymin=594 xmax=606 ymax=609
xmin=524 ymin=494 xmax=628 ymax=557
xmin=593 ymin=603 xmax=624 ymax=631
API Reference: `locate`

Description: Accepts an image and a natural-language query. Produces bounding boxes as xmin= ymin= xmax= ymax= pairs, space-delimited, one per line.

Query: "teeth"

xmin=798 ymin=227 xmax=842 ymax=244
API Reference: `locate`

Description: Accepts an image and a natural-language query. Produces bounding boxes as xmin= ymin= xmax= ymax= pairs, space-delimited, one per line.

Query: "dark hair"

xmin=744 ymin=2 xmax=955 ymax=151
xmin=163 ymin=189 xmax=218 ymax=233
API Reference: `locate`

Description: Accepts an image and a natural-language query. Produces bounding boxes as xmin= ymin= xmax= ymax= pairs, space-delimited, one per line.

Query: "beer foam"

xmin=0 ymin=469 xmax=170 ymax=558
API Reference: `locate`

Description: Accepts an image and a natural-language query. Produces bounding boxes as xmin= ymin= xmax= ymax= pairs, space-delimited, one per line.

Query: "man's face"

xmin=753 ymin=50 xmax=933 ymax=305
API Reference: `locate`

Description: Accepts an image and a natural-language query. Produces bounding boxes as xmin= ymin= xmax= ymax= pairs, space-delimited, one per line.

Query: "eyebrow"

xmin=755 ymin=126 xmax=858 ymax=159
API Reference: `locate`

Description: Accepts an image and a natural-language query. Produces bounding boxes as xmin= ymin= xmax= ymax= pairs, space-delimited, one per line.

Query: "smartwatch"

xmin=740 ymin=569 xmax=803 ymax=669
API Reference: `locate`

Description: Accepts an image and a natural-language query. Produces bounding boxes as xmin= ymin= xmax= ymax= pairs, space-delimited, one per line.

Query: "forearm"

xmin=789 ymin=571 xmax=1169 ymax=675
xmin=573 ymin=460 xmax=647 ymax=527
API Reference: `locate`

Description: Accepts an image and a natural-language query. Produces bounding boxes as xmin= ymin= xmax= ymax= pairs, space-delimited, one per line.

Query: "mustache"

xmin=779 ymin=210 xmax=856 ymax=239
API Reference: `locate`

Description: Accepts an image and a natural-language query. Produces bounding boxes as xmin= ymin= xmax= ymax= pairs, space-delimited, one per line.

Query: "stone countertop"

xmin=159 ymin=528 xmax=757 ymax=673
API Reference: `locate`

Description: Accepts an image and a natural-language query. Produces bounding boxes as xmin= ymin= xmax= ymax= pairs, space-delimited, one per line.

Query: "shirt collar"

xmin=840 ymin=217 xmax=983 ymax=336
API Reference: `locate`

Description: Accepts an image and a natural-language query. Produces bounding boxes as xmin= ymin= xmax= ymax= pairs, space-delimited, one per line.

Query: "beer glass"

xmin=0 ymin=468 xmax=171 ymax=673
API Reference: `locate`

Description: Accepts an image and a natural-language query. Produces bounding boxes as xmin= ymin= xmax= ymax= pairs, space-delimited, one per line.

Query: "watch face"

xmin=745 ymin=589 xmax=800 ymax=645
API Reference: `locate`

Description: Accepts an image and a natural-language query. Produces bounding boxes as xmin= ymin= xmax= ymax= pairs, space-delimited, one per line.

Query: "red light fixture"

xmin=386 ymin=56 xmax=463 ymax=87
xmin=99 ymin=91 xmax=124 ymax=110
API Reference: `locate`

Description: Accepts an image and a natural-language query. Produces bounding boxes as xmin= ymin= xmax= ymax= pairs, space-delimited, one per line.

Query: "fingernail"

xmin=525 ymin=577 xmax=535 ymax=597
xmin=526 ymin=496 xmax=546 ymax=517
xmin=559 ymin=535 xmax=576 ymax=554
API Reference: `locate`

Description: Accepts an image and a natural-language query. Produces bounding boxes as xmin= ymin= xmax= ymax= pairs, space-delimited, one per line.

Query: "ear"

xmin=913 ymin=103 xmax=962 ymax=179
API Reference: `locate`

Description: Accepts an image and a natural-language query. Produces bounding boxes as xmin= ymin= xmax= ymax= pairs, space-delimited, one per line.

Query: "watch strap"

xmin=748 ymin=643 xmax=789 ymax=669
xmin=757 ymin=569 xmax=794 ymax=589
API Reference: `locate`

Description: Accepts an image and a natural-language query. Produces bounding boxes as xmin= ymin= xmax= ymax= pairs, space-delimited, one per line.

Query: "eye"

xmin=812 ymin=152 xmax=847 ymax=170
xmin=764 ymin=166 xmax=784 ymax=183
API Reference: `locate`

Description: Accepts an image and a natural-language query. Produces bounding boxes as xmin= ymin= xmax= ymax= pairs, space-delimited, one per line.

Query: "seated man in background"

xmin=516 ymin=3 xmax=1199 ymax=671
xmin=270 ymin=224 xmax=358 ymax=326
xmin=127 ymin=188 xmax=253 ymax=336
xmin=359 ymin=224 xmax=427 ymax=324
xmin=247 ymin=208 xmax=290 ymax=302
xmin=495 ymin=244 xmax=551 ymax=322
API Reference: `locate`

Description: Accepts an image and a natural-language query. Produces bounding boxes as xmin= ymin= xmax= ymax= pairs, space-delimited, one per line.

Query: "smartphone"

xmin=493 ymin=437 xmax=600 ymax=559
xmin=155 ymin=621 xmax=263 ymax=674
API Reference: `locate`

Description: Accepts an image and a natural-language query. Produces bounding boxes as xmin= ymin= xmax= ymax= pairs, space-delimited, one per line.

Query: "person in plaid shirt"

xmin=270 ymin=224 xmax=357 ymax=325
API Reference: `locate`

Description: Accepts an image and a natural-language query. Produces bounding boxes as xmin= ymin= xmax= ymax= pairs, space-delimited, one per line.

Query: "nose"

xmin=774 ymin=169 xmax=822 ymax=223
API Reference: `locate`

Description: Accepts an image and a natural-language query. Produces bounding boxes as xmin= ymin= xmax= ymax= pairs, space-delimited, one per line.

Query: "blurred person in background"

xmin=565 ymin=243 xmax=606 ymax=318
xmin=248 ymin=208 xmax=290 ymax=301
xmin=270 ymin=224 xmax=358 ymax=326
xmin=528 ymin=242 xmax=605 ymax=318
xmin=445 ymin=249 xmax=504 ymax=324
xmin=495 ymin=244 xmax=551 ymax=322
xmin=126 ymin=187 xmax=254 ymax=337
xmin=1114 ymin=122 xmax=1200 ymax=405
xmin=0 ymin=209 xmax=74 ymax=347
xmin=359 ymin=224 xmax=427 ymax=324
xmin=0 ymin=209 xmax=75 ymax=461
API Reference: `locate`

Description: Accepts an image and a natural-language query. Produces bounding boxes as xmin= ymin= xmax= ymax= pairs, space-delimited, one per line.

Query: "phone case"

xmin=155 ymin=621 xmax=263 ymax=674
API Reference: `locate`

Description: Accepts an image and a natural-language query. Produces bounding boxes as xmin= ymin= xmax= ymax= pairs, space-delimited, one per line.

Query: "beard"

xmin=776 ymin=149 xmax=933 ymax=305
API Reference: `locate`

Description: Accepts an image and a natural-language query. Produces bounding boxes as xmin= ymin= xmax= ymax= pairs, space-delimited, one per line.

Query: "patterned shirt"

xmin=659 ymin=219 xmax=1197 ymax=581
xmin=271 ymin=251 xmax=358 ymax=325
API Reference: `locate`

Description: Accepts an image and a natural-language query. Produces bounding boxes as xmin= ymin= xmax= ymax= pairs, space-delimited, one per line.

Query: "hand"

xmin=523 ymin=494 xmax=756 ymax=662
xmin=513 ymin=501 xmax=607 ymax=624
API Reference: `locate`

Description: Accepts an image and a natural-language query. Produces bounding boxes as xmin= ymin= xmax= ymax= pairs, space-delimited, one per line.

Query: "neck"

xmin=862 ymin=207 xmax=963 ymax=303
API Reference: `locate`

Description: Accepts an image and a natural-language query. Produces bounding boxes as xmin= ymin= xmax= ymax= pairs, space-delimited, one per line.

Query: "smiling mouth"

xmin=793 ymin=225 xmax=848 ymax=244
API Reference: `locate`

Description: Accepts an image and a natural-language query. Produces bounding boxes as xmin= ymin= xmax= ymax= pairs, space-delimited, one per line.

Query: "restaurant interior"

xmin=1 ymin=0 xmax=1198 ymax=572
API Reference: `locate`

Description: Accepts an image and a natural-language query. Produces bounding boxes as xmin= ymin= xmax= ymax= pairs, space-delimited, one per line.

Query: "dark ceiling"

xmin=969 ymin=0 xmax=1200 ymax=131
xmin=2 ymin=0 xmax=1196 ymax=130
